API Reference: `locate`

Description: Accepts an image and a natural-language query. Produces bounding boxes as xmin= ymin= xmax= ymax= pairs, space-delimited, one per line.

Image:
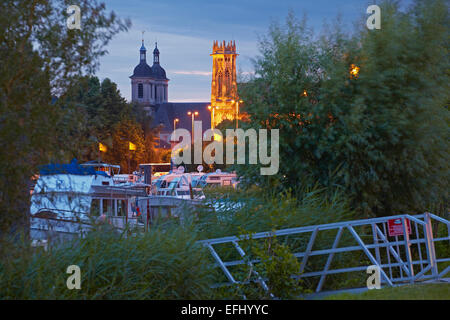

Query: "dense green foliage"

xmin=1 ymin=0 xmax=448 ymax=300
xmin=237 ymin=0 xmax=449 ymax=217
xmin=0 ymin=226 xmax=215 ymax=299
xmin=0 ymin=0 xmax=130 ymax=234
xmin=1 ymin=185 xmax=448 ymax=299
xmin=0 ymin=187 xmax=356 ymax=299
xmin=61 ymin=76 xmax=160 ymax=172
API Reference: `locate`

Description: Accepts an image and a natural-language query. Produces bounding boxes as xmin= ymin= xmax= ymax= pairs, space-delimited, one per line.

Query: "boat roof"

xmin=39 ymin=159 xmax=110 ymax=177
xmin=81 ymin=160 xmax=121 ymax=169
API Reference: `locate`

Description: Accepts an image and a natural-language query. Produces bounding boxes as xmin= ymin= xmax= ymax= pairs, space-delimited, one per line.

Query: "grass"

xmin=1 ymin=186 xmax=357 ymax=299
xmin=2 ymin=186 xmax=447 ymax=299
xmin=326 ymin=283 xmax=450 ymax=300
xmin=0 ymin=224 xmax=217 ymax=299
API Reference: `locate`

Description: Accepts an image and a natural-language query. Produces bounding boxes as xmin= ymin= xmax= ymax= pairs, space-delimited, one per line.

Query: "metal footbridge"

xmin=198 ymin=212 xmax=450 ymax=297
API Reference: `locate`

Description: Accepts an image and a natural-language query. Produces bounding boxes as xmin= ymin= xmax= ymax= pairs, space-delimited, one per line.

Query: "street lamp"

xmin=350 ymin=64 xmax=360 ymax=78
xmin=128 ymin=141 xmax=136 ymax=174
xmin=208 ymin=105 xmax=218 ymax=130
xmin=187 ymin=111 xmax=198 ymax=144
xmin=232 ymin=100 xmax=243 ymax=129
xmin=171 ymin=118 xmax=179 ymax=149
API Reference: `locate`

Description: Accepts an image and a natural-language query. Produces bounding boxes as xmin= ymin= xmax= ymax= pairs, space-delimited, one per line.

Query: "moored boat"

xmin=30 ymin=159 xmax=149 ymax=243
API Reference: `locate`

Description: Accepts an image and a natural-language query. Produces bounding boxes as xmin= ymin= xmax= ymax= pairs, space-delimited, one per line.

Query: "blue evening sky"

xmin=95 ymin=0 xmax=411 ymax=102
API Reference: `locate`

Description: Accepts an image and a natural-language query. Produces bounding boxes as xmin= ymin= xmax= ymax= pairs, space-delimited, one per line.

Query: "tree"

xmin=62 ymin=76 xmax=139 ymax=161
xmin=238 ymin=1 xmax=449 ymax=217
xmin=60 ymin=76 xmax=161 ymax=171
xmin=103 ymin=118 xmax=146 ymax=173
xmin=131 ymin=102 xmax=160 ymax=164
xmin=0 ymin=0 xmax=130 ymax=236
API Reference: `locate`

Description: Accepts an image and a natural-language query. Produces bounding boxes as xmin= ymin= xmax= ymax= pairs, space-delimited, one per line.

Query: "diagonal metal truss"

xmin=197 ymin=212 xmax=450 ymax=297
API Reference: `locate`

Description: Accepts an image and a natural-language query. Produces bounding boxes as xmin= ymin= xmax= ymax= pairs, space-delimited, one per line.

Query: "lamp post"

xmin=98 ymin=142 xmax=107 ymax=162
xmin=187 ymin=111 xmax=198 ymax=144
xmin=171 ymin=118 xmax=179 ymax=149
xmin=208 ymin=105 xmax=217 ymax=130
xmin=232 ymin=100 xmax=243 ymax=129
xmin=128 ymin=141 xmax=136 ymax=174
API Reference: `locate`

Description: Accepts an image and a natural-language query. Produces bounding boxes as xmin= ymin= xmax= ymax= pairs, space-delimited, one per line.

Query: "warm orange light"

xmin=350 ymin=64 xmax=360 ymax=78
xmin=208 ymin=105 xmax=212 ymax=110
xmin=187 ymin=111 xmax=192 ymax=115
xmin=129 ymin=141 xmax=136 ymax=151
xmin=239 ymin=100 xmax=243 ymax=103
xmin=194 ymin=111 xmax=199 ymax=116
xmin=99 ymin=142 xmax=107 ymax=152
xmin=175 ymin=118 xmax=179 ymax=122
xmin=213 ymin=133 xmax=222 ymax=141
xmin=302 ymin=90 xmax=308 ymax=97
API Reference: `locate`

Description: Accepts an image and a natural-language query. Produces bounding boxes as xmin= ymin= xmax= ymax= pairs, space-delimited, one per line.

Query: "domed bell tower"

xmin=130 ymin=36 xmax=169 ymax=107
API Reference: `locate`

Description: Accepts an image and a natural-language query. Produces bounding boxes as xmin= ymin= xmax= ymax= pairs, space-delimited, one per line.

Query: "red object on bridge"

xmin=387 ymin=218 xmax=411 ymax=237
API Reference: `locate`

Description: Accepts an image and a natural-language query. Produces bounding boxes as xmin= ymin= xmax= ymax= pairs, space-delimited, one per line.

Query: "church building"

xmin=130 ymin=39 xmax=239 ymax=148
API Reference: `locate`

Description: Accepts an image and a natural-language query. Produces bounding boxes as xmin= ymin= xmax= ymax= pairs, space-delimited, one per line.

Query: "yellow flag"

xmin=129 ymin=141 xmax=136 ymax=151
xmin=99 ymin=142 xmax=107 ymax=152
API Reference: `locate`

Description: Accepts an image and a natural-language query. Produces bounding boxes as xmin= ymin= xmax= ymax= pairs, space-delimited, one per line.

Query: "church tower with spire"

xmin=210 ymin=40 xmax=239 ymax=127
xmin=130 ymin=37 xmax=169 ymax=106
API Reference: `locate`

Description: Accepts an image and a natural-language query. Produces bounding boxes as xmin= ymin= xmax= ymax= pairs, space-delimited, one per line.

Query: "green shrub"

xmin=237 ymin=0 xmax=449 ymax=217
xmin=0 ymin=225 xmax=215 ymax=299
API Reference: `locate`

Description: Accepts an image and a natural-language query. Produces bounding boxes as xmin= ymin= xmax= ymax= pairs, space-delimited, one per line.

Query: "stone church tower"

xmin=130 ymin=40 xmax=169 ymax=106
xmin=210 ymin=40 xmax=239 ymax=128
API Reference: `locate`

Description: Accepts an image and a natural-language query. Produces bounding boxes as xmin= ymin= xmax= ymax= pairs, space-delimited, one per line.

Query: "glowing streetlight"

xmin=232 ymin=99 xmax=243 ymax=129
xmin=187 ymin=111 xmax=199 ymax=144
xmin=208 ymin=105 xmax=218 ymax=129
xmin=350 ymin=64 xmax=360 ymax=78
xmin=99 ymin=142 xmax=107 ymax=152
xmin=173 ymin=118 xmax=179 ymax=131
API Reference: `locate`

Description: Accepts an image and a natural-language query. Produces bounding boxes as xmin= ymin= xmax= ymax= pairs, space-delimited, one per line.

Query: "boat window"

xmin=117 ymin=200 xmax=126 ymax=217
xmin=90 ymin=199 xmax=100 ymax=217
xmin=34 ymin=211 xmax=58 ymax=219
xmin=102 ymin=199 xmax=112 ymax=215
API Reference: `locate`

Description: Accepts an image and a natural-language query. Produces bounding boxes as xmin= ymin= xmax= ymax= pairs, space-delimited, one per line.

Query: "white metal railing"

xmin=197 ymin=212 xmax=450 ymax=296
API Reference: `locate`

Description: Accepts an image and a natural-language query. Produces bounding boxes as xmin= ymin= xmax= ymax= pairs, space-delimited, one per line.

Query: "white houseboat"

xmin=30 ymin=159 xmax=150 ymax=243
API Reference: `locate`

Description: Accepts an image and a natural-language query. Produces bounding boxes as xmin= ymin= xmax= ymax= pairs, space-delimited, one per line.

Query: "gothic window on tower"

xmin=217 ymin=71 xmax=223 ymax=97
xmin=225 ymin=69 xmax=231 ymax=96
xmin=154 ymin=85 xmax=157 ymax=101
xmin=138 ymin=83 xmax=143 ymax=98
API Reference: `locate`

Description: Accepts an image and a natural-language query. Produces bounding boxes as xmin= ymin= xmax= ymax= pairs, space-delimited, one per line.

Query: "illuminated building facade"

xmin=130 ymin=39 xmax=210 ymax=149
xmin=130 ymin=39 xmax=242 ymax=149
xmin=210 ymin=40 xmax=239 ymax=128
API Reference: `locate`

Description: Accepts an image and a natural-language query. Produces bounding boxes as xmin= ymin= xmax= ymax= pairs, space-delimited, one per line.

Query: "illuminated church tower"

xmin=210 ymin=40 xmax=239 ymax=128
